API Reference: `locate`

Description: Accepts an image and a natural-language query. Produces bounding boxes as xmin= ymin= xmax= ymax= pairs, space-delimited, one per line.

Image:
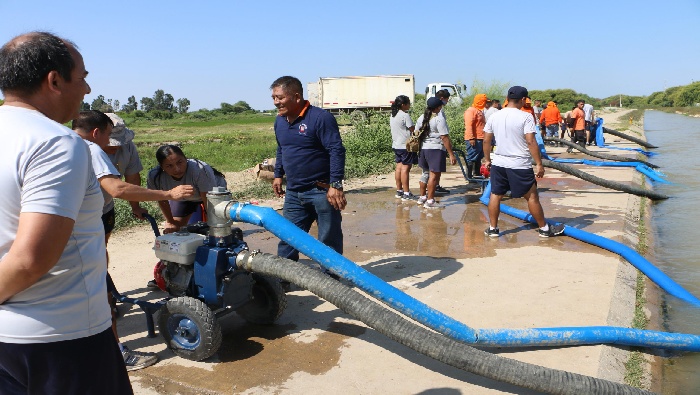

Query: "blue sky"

xmin=1 ymin=1 xmax=699 ymax=111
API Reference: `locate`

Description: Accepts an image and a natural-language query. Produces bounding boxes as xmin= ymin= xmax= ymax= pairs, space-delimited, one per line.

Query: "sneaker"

xmin=435 ymin=185 xmax=450 ymax=195
xmin=395 ymin=190 xmax=404 ymax=199
xmin=423 ymin=199 xmax=442 ymax=209
xmin=147 ymin=279 xmax=159 ymax=289
xmin=416 ymin=196 xmax=428 ymax=205
xmin=484 ymin=227 xmax=500 ymax=237
xmin=538 ymin=223 xmax=565 ymax=238
xmin=122 ymin=346 xmax=158 ymax=371
xmin=401 ymin=192 xmax=417 ymax=201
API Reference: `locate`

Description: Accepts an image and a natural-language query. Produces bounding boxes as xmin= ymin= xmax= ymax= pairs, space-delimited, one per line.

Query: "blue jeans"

xmin=465 ymin=140 xmax=484 ymax=163
xmin=277 ymin=187 xmax=343 ymax=262
xmin=546 ymin=124 xmax=559 ymax=138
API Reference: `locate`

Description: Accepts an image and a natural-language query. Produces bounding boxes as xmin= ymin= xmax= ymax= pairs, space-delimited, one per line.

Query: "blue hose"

xmin=228 ymin=203 xmax=478 ymax=343
xmin=480 ymin=182 xmax=698 ymax=306
xmin=539 ymin=125 xmax=669 ymax=183
xmin=226 ymin=202 xmax=700 ymax=351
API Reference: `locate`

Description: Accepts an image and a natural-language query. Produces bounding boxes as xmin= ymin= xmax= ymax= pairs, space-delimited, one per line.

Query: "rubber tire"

xmin=158 ymin=296 xmax=222 ymax=361
xmin=236 ymin=274 xmax=287 ymax=324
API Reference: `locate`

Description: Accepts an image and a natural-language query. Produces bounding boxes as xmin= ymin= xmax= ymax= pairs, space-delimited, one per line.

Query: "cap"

xmin=427 ymin=96 xmax=444 ymax=109
xmin=507 ymin=86 xmax=529 ymax=100
xmin=105 ymin=113 xmax=135 ymax=147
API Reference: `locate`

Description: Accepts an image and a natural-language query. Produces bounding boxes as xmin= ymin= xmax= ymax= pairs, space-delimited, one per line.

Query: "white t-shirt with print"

xmin=484 ymin=108 xmax=537 ymax=169
xmin=0 ymin=106 xmax=110 ymax=343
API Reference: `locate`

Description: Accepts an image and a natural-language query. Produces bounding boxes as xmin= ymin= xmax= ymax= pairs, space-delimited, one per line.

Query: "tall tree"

xmin=176 ymin=98 xmax=191 ymax=114
xmin=140 ymin=97 xmax=154 ymax=112
xmin=113 ymin=99 xmax=120 ymax=112
xmin=91 ymin=95 xmax=106 ymax=111
xmin=122 ymin=95 xmax=138 ymax=113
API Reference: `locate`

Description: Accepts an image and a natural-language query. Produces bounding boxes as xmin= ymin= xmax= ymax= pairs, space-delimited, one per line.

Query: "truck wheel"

xmin=158 ymin=296 xmax=222 ymax=361
xmin=350 ymin=110 xmax=367 ymax=124
xmin=236 ymin=274 xmax=287 ymax=324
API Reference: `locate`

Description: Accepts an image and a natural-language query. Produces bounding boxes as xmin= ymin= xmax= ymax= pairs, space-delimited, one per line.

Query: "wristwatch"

xmin=330 ymin=180 xmax=343 ymax=190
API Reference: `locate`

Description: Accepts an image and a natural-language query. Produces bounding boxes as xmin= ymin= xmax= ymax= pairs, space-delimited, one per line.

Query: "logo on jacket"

xmin=298 ymin=123 xmax=308 ymax=135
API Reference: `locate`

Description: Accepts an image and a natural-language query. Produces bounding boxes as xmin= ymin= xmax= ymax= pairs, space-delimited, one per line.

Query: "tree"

xmin=91 ymin=95 xmax=106 ymax=111
xmin=176 ymin=98 xmax=190 ymax=113
xmin=113 ymin=99 xmax=120 ymax=112
xmin=232 ymin=100 xmax=253 ymax=113
xmin=152 ymin=89 xmax=174 ymax=112
xmin=220 ymin=101 xmax=253 ymax=114
xmin=140 ymin=97 xmax=154 ymax=112
xmin=80 ymin=101 xmax=90 ymax=111
xmin=122 ymin=96 xmax=138 ymax=113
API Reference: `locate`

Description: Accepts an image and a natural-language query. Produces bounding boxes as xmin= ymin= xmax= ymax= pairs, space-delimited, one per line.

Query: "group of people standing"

xmin=390 ymin=90 xmax=457 ymax=209
xmin=390 ymin=85 xmax=566 ymax=239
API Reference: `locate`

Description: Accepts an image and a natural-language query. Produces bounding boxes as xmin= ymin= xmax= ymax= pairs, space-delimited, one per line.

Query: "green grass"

xmin=624 ymin=183 xmax=650 ymax=389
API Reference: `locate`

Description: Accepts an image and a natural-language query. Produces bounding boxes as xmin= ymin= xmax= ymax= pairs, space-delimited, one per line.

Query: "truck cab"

xmin=425 ymin=82 xmax=467 ymax=105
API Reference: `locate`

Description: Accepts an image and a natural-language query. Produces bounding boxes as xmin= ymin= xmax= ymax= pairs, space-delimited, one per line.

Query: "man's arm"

xmin=0 ymin=213 xmax=74 ymax=304
xmin=124 ymin=172 xmax=148 ymax=219
xmin=318 ymin=113 xmax=346 ymax=210
xmin=99 ymin=176 xmax=195 ymax=202
xmin=525 ymin=133 xmax=544 ymax=178
xmin=483 ymin=133 xmax=493 ymax=166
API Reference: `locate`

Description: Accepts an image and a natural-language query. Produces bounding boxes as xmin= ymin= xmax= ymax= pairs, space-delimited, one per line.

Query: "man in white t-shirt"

xmin=0 ymin=32 xmax=132 ymax=394
xmin=482 ymin=86 xmax=565 ymax=238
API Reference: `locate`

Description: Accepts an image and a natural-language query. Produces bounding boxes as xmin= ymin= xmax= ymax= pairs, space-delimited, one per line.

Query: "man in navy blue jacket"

xmin=270 ymin=76 xmax=346 ymax=274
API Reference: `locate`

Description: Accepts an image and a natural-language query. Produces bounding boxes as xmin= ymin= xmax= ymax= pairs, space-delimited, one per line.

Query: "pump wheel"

xmin=158 ymin=296 xmax=222 ymax=361
xmin=236 ymin=274 xmax=287 ymax=324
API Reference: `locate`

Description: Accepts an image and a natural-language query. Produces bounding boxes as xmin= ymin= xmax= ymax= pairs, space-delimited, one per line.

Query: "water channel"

xmin=643 ymin=110 xmax=700 ymax=394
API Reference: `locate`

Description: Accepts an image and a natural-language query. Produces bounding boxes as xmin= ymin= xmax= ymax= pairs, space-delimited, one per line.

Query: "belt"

xmin=315 ymin=181 xmax=330 ymax=189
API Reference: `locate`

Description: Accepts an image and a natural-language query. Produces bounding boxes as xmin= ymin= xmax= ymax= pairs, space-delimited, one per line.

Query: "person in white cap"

xmin=105 ymin=112 xmax=149 ymax=219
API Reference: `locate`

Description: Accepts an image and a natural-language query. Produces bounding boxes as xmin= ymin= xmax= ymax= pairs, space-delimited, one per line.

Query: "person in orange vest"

xmin=539 ymin=101 xmax=565 ymax=147
xmin=463 ymin=93 xmax=488 ymax=179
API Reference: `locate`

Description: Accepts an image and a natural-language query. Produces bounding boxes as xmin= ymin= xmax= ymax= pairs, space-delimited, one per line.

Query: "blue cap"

xmin=427 ymin=96 xmax=444 ymax=109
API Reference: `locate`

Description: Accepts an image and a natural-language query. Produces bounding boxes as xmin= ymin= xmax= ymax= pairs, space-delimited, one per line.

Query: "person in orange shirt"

xmin=540 ymin=101 xmax=564 ymax=147
xmin=463 ymin=93 xmax=488 ymax=179
xmin=567 ymin=100 xmax=587 ymax=153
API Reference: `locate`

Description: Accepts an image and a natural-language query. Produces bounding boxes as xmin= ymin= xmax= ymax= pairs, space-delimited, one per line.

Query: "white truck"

xmin=425 ymin=82 xmax=468 ymax=105
xmin=307 ymin=74 xmax=415 ymax=121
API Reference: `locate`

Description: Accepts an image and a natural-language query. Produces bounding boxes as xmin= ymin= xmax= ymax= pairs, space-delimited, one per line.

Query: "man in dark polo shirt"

xmin=270 ymin=76 xmax=346 ymax=278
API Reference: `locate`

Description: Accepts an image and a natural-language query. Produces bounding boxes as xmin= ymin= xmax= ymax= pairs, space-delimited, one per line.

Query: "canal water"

xmin=643 ymin=110 xmax=700 ymax=394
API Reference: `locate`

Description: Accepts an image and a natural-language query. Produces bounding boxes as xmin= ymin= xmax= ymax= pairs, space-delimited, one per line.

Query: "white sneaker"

xmin=423 ymin=199 xmax=442 ymax=209
xmin=416 ymin=196 xmax=428 ymax=205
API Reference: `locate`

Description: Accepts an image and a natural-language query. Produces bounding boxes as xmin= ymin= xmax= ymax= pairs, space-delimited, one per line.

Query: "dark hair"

xmin=155 ymin=144 xmax=186 ymax=166
xmin=71 ymin=110 xmax=113 ymax=132
xmin=576 ymin=99 xmax=585 ymax=105
xmin=435 ymin=89 xmax=451 ymax=100
xmin=391 ymin=95 xmax=411 ymax=117
xmin=0 ymin=32 xmax=76 ymax=95
xmin=493 ymin=99 xmax=500 ymax=104
xmin=419 ymin=107 xmax=433 ymax=136
xmin=270 ymin=76 xmax=303 ymax=96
